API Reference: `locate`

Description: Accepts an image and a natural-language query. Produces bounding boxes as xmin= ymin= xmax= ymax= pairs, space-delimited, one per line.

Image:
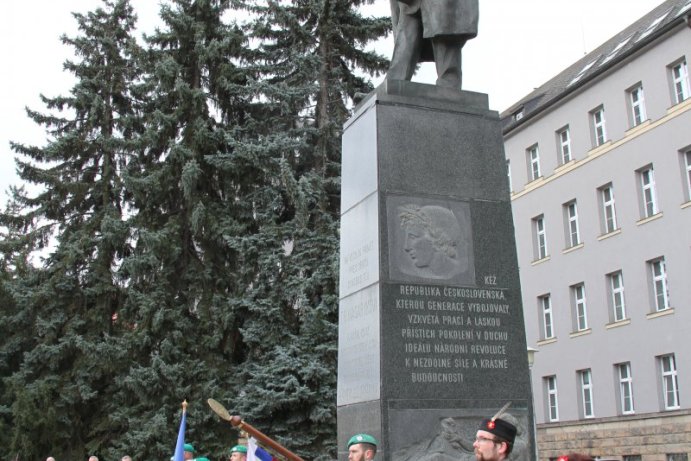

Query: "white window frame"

xmin=671 ymin=60 xmax=689 ymax=104
xmin=650 ymin=258 xmax=670 ymax=311
xmin=557 ymin=126 xmax=572 ymax=164
xmin=600 ymin=184 xmax=618 ymax=233
xmin=660 ymin=354 xmax=680 ymax=410
xmin=684 ymin=150 xmax=691 ymax=201
xmin=579 ymin=369 xmax=594 ymax=418
xmin=540 ymin=295 xmax=554 ymax=340
xmin=506 ymin=159 xmax=512 ymax=192
xmin=572 ymin=283 xmax=588 ymax=331
xmin=534 ymin=215 xmax=548 ymax=260
xmin=609 ymin=271 xmax=627 ymax=322
xmin=618 ymin=362 xmax=635 ymax=415
xmin=546 ymin=375 xmax=559 ymax=421
xmin=565 ymin=201 xmax=580 ymax=247
xmin=528 ymin=144 xmax=541 ymax=181
xmin=629 ymin=84 xmax=647 ymax=126
xmin=640 ymin=167 xmax=658 ymax=218
xmin=592 ymin=107 xmax=607 ymax=146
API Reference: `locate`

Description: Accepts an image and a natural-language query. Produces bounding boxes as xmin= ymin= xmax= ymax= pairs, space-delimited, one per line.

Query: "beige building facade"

xmin=502 ymin=1 xmax=691 ymax=460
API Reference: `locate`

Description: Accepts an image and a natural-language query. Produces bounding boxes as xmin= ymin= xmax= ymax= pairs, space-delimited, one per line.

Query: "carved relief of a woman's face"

xmin=403 ymin=224 xmax=436 ymax=268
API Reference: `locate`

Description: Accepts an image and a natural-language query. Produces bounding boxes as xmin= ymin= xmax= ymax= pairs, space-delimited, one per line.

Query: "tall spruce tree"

xmin=215 ymin=1 xmax=390 ymax=459
xmin=0 ymin=239 xmax=21 ymax=455
xmin=110 ymin=0 xmax=253 ymax=457
xmin=0 ymin=192 xmax=43 ymax=457
xmin=1 ymin=0 xmax=390 ymax=458
xmin=0 ymin=0 xmax=143 ymax=458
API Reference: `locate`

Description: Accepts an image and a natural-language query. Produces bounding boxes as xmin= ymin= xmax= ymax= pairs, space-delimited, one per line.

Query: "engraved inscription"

xmin=339 ymin=193 xmax=379 ymax=297
xmin=343 ymin=239 xmax=375 ymax=291
xmin=337 ymin=286 xmax=380 ymax=405
xmin=388 ymin=283 xmax=513 ymax=385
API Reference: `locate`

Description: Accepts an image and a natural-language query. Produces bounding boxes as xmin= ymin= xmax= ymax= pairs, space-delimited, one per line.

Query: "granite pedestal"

xmin=337 ymin=80 xmax=536 ymax=461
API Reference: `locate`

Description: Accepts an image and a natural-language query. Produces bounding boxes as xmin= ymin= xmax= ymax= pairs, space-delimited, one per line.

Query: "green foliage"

xmin=0 ymin=0 xmax=390 ymax=459
xmin=0 ymin=0 xmax=143 ymax=458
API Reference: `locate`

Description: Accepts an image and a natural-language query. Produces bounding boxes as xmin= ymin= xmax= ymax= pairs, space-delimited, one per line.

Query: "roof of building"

xmin=501 ymin=0 xmax=691 ymax=135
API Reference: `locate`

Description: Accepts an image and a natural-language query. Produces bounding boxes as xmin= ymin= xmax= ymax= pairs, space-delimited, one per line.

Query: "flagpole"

xmin=173 ymin=400 xmax=188 ymax=461
xmin=231 ymin=416 xmax=304 ymax=461
xmin=208 ymin=399 xmax=304 ymax=461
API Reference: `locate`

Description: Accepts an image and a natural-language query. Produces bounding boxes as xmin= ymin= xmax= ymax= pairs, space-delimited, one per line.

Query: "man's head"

xmin=89 ymin=456 xmax=99 ymax=461
xmin=473 ymin=418 xmax=517 ymax=461
xmin=558 ymin=454 xmax=595 ymax=461
xmin=347 ymin=434 xmax=378 ymax=461
xmin=122 ymin=456 xmax=133 ymax=461
xmin=47 ymin=457 xmax=56 ymax=461
xmin=184 ymin=443 xmax=196 ymax=461
xmin=229 ymin=445 xmax=248 ymax=461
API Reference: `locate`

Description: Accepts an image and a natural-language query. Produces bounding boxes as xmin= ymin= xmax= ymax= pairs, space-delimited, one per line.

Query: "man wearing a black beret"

xmin=472 ymin=417 xmax=517 ymax=461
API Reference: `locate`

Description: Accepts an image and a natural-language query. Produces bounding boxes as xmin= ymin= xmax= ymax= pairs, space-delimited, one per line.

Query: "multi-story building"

xmin=501 ymin=1 xmax=691 ymax=460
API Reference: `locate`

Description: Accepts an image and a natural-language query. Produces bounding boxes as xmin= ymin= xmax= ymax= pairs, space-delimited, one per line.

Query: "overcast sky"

xmin=0 ymin=0 xmax=665 ymax=206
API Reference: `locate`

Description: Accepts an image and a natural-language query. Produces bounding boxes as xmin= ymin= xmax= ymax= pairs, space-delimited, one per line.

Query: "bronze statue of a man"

xmin=388 ymin=0 xmax=479 ymax=89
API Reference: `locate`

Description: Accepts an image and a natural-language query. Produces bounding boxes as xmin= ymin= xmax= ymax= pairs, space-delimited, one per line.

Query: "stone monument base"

xmin=337 ymin=80 xmax=535 ymax=461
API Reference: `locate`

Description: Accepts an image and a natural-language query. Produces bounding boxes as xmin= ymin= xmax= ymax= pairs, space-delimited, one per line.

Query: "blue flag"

xmin=173 ymin=405 xmax=187 ymax=461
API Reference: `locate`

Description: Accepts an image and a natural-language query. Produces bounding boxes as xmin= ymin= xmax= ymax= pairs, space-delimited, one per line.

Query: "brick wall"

xmin=536 ymin=410 xmax=691 ymax=461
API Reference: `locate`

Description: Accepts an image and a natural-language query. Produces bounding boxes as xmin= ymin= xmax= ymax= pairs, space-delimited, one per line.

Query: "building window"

xmin=683 ymin=149 xmax=691 ymax=201
xmin=659 ymin=354 xmax=680 ymax=410
xmin=650 ymin=258 xmax=670 ymax=311
xmin=638 ymin=166 xmax=659 ymax=218
xmin=506 ymin=159 xmax=512 ymax=192
xmin=591 ymin=106 xmax=607 ymax=147
xmin=670 ymin=59 xmax=689 ymax=104
xmin=569 ymin=60 xmax=598 ymax=86
xmin=557 ymin=126 xmax=572 ymax=164
xmin=636 ymin=11 xmax=671 ymax=42
xmin=545 ymin=375 xmax=559 ymax=421
xmin=533 ymin=215 xmax=548 ymax=260
xmin=602 ymin=36 xmax=633 ymax=64
xmin=564 ymin=200 xmax=580 ymax=247
xmin=608 ymin=271 xmax=627 ymax=322
xmin=666 ymin=454 xmax=688 ymax=461
xmin=579 ymin=369 xmax=595 ymax=418
xmin=678 ymin=0 xmax=691 ymax=17
xmin=572 ymin=283 xmax=588 ymax=331
xmin=527 ymin=144 xmax=541 ymax=181
xmin=624 ymin=456 xmax=642 ymax=461
xmin=617 ymin=362 xmax=635 ymax=415
xmin=539 ymin=295 xmax=554 ymax=340
xmin=599 ymin=184 xmax=618 ymax=234
xmin=628 ymin=84 xmax=647 ymax=126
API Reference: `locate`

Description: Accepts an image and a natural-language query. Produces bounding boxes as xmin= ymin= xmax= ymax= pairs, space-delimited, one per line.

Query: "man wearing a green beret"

xmin=230 ymin=445 xmax=248 ymax=461
xmin=347 ymin=434 xmax=377 ymax=461
xmin=184 ymin=444 xmax=197 ymax=461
